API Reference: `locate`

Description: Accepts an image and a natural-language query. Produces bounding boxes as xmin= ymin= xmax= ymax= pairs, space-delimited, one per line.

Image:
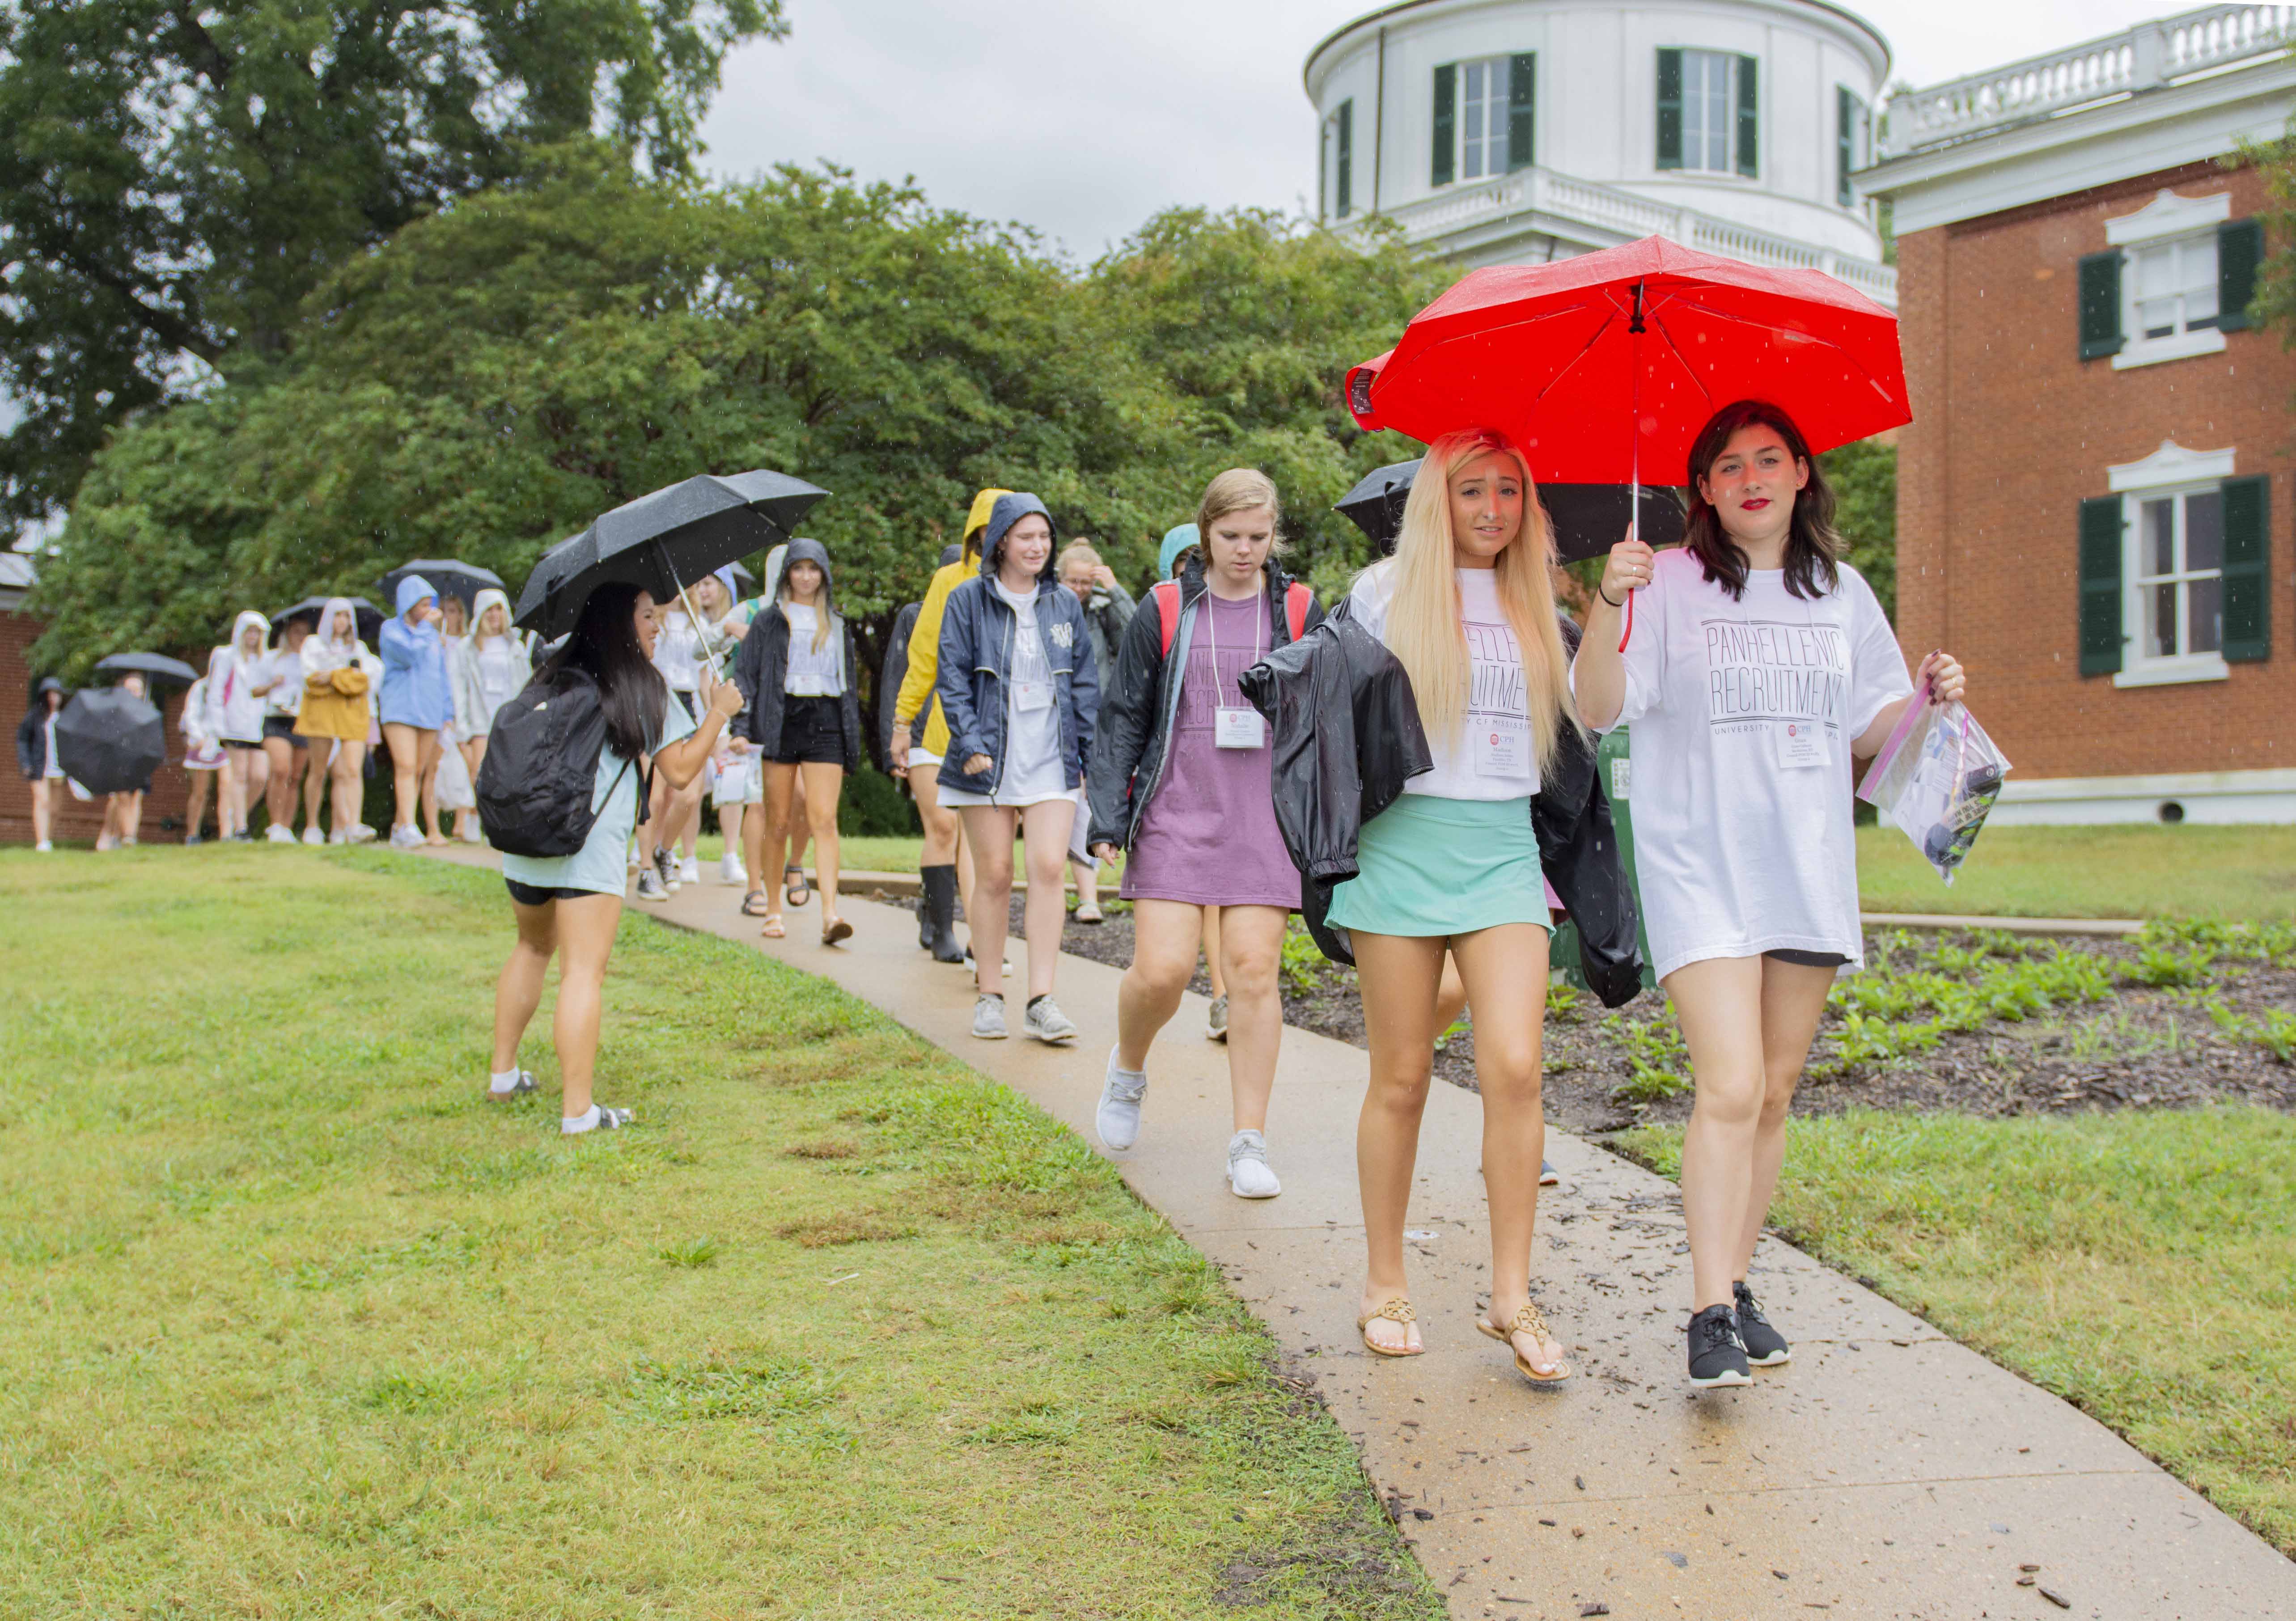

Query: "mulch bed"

xmin=879 ymin=891 xmax=2296 ymax=1135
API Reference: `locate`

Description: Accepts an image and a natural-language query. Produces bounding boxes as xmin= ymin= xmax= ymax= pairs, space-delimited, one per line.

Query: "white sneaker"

xmin=302 ymin=827 xmax=324 ymax=846
xmin=1226 ymin=1130 xmax=1282 ymax=1199
xmin=459 ymin=824 xmax=483 ymax=844
xmin=971 ymin=994 xmax=1008 ymax=1040
xmin=1022 ymin=995 xmax=1077 ymax=1045
xmin=329 ymin=830 xmax=349 ymax=846
xmin=348 ymin=824 xmax=377 ymax=844
xmin=388 ymin=824 xmax=424 ymax=850
xmin=265 ymin=824 xmax=295 ymax=844
xmin=720 ymin=853 xmax=747 ymax=886
xmin=1096 ymin=1047 xmax=1148 ymax=1151
xmin=679 ymin=856 xmax=700 ymax=886
xmin=34 ymin=840 xmax=52 ymax=852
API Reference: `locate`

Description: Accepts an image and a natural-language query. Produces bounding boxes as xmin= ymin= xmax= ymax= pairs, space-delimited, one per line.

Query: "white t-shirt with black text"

xmin=1347 ymin=560 xmax=1541 ymax=801
xmin=1589 ymin=547 xmax=1910 ymax=979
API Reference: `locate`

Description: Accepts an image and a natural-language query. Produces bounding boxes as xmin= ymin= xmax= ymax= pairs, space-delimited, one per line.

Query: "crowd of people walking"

xmin=20 ymin=395 xmax=1967 ymax=1397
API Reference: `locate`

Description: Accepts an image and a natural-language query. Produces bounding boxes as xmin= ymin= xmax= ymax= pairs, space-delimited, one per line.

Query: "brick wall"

xmin=1893 ymin=159 xmax=2294 ymax=782
xmin=2 ymin=605 xmax=193 ymax=844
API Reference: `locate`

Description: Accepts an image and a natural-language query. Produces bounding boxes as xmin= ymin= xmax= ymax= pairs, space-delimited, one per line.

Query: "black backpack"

xmin=475 ymin=665 xmax=647 ymax=858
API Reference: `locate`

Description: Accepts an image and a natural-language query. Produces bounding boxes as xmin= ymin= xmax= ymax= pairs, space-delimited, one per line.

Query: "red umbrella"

xmin=1344 ymin=236 xmax=1908 ymax=489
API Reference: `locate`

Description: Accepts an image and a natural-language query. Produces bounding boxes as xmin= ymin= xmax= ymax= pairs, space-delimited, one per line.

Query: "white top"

xmin=1347 ymin=561 xmax=1542 ymax=802
xmin=781 ymin=603 xmax=844 ymax=696
xmin=474 ymin=639 xmax=520 ymax=718
xmin=205 ymin=647 xmax=269 ymax=742
xmin=264 ymin=648 xmax=303 ymax=717
xmin=652 ymin=610 xmax=719 ymax=692
xmin=1588 ymin=547 xmax=1910 ymax=979
xmin=992 ymin=577 xmax=1065 ymax=800
xmin=42 ymin=713 xmax=62 ymax=778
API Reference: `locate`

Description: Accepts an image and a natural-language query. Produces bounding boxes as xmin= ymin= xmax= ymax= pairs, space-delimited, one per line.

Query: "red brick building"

xmin=1866 ymin=7 xmax=2295 ymax=823
xmin=3 ymin=552 xmax=193 ymax=844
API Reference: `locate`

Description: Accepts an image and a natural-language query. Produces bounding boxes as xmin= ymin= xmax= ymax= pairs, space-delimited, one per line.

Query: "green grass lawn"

xmin=1856 ymin=823 xmax=2296 ymax=921
xmin=0 ymin=848 xmax=1436 ymax=1619
xmin=1619 ymin=1109 xmax=2296 ymax=1554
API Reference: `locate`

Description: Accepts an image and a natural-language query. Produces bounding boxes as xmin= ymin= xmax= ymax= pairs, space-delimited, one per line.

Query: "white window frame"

xmin=2108 ymin=439 xmax=2236 ymax=688
xmin=1679 ymin=48 xmax=1739 ymax=176
xmin=1454 ymin=55 xmax=1511 ymax=183
xmin=2107 ymin=190 xmax=2231 ymax=371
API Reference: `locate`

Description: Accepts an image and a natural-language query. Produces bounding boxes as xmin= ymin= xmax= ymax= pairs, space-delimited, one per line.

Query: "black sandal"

xmin=784 ymin=863 xmax=811 ymax=907
xmin=740 ymin=888 xmax=774 ymax=917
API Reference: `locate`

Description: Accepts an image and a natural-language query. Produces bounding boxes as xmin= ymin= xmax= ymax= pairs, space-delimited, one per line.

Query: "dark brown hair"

xmin=1682 ymin=400 xmax=1842 ymax=602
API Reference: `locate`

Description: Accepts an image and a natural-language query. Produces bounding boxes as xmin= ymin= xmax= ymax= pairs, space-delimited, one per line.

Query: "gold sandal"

xmin=1357 ymin=1297 xmax=1422 ymax=1358
xmin=1478 ymin=1301 xmax=1573 ymax=1383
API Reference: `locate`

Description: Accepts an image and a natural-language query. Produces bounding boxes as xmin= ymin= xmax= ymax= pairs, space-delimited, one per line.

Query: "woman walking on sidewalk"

xmin=1088 ymin=470 xmax=1321 ymax=1197
xmin=206 ymin=610 xmax=277 ymax=840
xmin=379 ymin=576 xmax=450 ymax=850
xmin=487 ymin=582 xmax=740 ymax=1132
xmin=934 ymin=493 xmax=1098 ymax=1043
xmin=1282 ymin=428 xmax=1591 ymax=1383
xmin=17 ymin=677 xmax=65 ymax=850
xmin=296 ymin=598 xmax=381 ymax=844
xmin=1572 ymin=399 xmax=1965 ymax=1389
xmin=733 ymin=539 xmax=861 ymax=946
xmin=893 ymin=493 xmax=1011 ymax=966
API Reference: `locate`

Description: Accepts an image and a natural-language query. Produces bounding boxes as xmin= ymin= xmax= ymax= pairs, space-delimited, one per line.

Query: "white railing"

xmin=1356 ymin=166 xmax=1898 ymax=305
xmin=1877 ymin=4 xmax=2296 ymax=157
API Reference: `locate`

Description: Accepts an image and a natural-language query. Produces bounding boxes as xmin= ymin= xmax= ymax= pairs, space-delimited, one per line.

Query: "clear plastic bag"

xmin=1855 ymin=677 xmax=2012 ymax=886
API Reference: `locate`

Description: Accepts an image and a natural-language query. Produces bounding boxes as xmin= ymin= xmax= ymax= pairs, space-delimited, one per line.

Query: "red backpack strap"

xmin=1153 ymin=580 xmax=1181 ymax=656
xmin=1283 ymin=581 xmax=1312 ymax=642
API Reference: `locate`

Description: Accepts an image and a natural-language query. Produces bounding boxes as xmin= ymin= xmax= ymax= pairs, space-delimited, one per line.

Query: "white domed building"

xmin=1305 ymin=0 xmax=1897 ymax=304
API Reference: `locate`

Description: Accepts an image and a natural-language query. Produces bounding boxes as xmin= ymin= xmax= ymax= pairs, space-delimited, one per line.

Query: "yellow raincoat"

xmin=895 ymin=487 xmax=1010 ymax=759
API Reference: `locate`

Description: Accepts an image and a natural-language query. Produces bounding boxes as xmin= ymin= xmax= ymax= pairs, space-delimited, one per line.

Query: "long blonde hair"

xmin=1380 ymin=428 xmax=1580 ymax=773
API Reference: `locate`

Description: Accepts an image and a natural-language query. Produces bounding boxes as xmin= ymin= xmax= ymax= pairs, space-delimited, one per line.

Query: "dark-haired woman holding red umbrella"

xmin=1573 ymin=399 xmax=1966 ymax=1391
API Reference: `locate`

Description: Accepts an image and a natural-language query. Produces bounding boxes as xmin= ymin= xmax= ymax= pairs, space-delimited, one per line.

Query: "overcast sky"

xmin=699 ymin=0 xmax=2205 ymax=258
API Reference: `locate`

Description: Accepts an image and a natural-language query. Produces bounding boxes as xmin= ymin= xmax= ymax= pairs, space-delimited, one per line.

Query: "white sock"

xmin=561 ymin=1104 xmax=602 ymax=1134
xmin=489 ymin=1067 xmax=523 ymax=1094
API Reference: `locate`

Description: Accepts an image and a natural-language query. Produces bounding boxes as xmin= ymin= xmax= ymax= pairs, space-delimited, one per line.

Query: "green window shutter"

xmin=1836 ymin=87 xmax=1854 ymax=206
xmin=1336 ymin=99 xmax=1353 ymax=217
xmin=2222 ymin=474 xmax=2271 ymax=662
xmin=2218 ymin=217 xmax=2263 ymax=333
xmin=1508 ymin=53 xmax=1536 ymax=172
xmin=1432 ymin=64 xmax=1456 ymax=186
xmin=1656 ymin=49 xmax=1682 ymax=171
xmin=2078 ymin=496 xmax=2126 ymax=676
xmin=1735 ymin=55 xmax=1759 ymax=177
xmin=2076 ymin=251 xmax=2123 ymax=360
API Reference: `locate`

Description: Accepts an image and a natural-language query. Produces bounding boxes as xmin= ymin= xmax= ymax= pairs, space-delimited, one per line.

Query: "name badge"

xmin=1013 ymin=678 xmax=1053 ymax=714
xmin=1775 ymin=721 xmax=1826 ymax=769
xmin=1215 ymin=706 xmax=1266 ymax=749
xmin=1473 ymin=720 xmax=1528 ymax=778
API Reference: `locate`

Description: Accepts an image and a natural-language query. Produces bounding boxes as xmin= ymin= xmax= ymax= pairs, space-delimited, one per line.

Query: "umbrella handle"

xmin=1618 ymin=590 xmax=1632 ymax=654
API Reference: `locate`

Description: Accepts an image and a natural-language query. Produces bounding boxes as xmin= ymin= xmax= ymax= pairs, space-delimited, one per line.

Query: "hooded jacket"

xmin=1086 ymin=554 xmax=1323 ymax=853
xmin=301 ymin=597 xmax=383 ymax=718
xmin=895 ymin=487 xmax=1011 ymax=759
xmin=932 ymin=494 xmax=1097 ymax=797
xmin=733 ymin=538 xmax=863 ymax=769
xmin=1237 ymin=608 xmax=1644 ymax=1007
xmin=206 ymin=610 xmax=277 ymax=742
xmin=379 ymin=575 xmax=451 ymax=729
xmin=452 ymin=587 xmax=532 ymax=736
xmin=16 ymin=677 xmax=64 ymax=778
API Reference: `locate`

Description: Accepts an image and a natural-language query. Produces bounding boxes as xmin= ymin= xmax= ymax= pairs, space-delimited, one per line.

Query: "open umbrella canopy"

xmin=274 ymin=597 xmax=383 ymax=643
xmin=93 ymin=652 xmax=199 ymax=686
xmin=1334 ymin=458 xmax=1684 ymax=562
xmin=55 ymin=688 xmax=165 ymax=795
xmin=1345 ymin=236 xmax=1909 ymax=486
xmin=515 ymin=472 xmax=829 ymax=637
xmin=376 ymin=559 xmax=505 ymax=612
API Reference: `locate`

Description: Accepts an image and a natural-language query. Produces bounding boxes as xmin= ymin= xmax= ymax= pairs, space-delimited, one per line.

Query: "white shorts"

xmin=714 ymin=751 xmax=763 ymax=806
xmin=908 ymin=745 xmax=943 ymax=770
xmin=938 ymin=783 xmax=1078 ymax=812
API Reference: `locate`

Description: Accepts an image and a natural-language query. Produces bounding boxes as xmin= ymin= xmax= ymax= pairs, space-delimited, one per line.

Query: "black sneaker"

xmin=1687 ymin=1303 xmax=1751 ymax=1388
xmin=1733 ymin=1280 xmax=1791 ymax=1366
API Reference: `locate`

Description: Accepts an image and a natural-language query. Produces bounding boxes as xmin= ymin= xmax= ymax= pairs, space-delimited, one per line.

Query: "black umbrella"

xmin=54 ymin=688 xmax=166 ymax=795
xmin=377 ymin=559 xmax=505 ymax=613
xmin=516 ymin=471 xmax=829 ymax=636
xmin=273 ymin=597 xmax=384 ymax=643
xmin=93 ymin=652 xmax=199 ymax=686
xmin=1334 ymin=458 xmax=1685 ymax=563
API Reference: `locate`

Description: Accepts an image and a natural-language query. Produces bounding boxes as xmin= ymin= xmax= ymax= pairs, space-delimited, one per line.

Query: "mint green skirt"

xmin=1326 ymin=793 xmax=1554 ymax=940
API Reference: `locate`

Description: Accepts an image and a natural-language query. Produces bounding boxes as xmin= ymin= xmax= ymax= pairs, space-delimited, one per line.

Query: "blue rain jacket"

xmin=379 ymin=575 xmax=451 ymax=729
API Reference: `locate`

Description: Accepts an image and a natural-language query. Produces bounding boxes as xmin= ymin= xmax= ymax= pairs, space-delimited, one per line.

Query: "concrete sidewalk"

xmin=427 ymin=848 xmax=2292 ymax=1618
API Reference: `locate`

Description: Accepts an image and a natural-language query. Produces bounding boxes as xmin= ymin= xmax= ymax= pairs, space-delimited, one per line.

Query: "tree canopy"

xmin=0 ymin=0 xmax=784 ymax=523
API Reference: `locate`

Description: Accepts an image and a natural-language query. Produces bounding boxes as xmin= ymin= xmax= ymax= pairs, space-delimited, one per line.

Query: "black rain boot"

xmin=920 ymin=864 xmax=966 ymax=964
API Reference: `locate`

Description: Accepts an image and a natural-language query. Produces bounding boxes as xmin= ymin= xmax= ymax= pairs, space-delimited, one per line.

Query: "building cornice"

xmin=1302 ymin=0 xmax=1891 ymax=100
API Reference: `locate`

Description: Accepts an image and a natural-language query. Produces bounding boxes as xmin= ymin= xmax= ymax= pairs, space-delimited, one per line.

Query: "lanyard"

xmin=1198 ymin=587 xmax=1263 ymax=703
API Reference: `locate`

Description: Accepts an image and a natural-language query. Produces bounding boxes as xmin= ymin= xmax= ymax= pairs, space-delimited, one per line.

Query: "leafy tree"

xmin=0 ymin=0 xmax=783 ymax=523
xmin=1821 ymin=435 xmax=1897 ymax=621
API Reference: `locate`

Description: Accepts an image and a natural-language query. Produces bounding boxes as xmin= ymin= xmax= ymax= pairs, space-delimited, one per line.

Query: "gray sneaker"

xmin=1226 ymin=1130 xmax=1281 ymax=1199
xmin=635 ymin=870 xmax=669 ymax=902
xmin=1206 ymin=994 xmax=1229 ymax=1042
xmin=1097 ymin=1047 xmax=1148 ymax=1151
xmin=971 ymin=994 xmax=1008 ymax=1040
xmin=1023 ymin=995 xmax=1077 ymax=1045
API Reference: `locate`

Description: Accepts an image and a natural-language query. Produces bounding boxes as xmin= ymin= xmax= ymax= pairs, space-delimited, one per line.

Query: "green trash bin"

xmin=1549 ymin=725 xmax=1657 ymax=994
